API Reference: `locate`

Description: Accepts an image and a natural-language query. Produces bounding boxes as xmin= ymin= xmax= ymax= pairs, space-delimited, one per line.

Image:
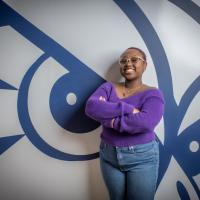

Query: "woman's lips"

xmin=123 ymin=68 xmax=136 ymax=73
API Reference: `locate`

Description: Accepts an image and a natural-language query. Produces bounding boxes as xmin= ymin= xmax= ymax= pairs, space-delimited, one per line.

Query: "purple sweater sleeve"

xmin=113 ymin=95 xmax=164 ymax=134
xmin=85 ymin=82 xmax=134 ymax=126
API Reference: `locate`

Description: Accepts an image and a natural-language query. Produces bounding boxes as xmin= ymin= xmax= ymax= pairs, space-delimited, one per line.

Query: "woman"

xmin=85 ymin=47 xmax=164 ymax=200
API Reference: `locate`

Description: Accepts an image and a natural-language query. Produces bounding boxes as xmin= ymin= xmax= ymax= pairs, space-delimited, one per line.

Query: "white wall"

xmin=0 ymin=1 xmax=200 ymax=199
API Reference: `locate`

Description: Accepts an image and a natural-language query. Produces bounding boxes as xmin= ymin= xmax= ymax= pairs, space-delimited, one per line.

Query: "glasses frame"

xmin=119 ymin=56 xmax=146 ymax=65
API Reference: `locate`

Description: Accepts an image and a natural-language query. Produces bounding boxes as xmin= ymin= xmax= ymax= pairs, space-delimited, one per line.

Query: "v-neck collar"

xmin=110 ymin=82 xmax=157 ymax=100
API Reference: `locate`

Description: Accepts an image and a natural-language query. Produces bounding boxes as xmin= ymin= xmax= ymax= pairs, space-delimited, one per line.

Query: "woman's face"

xmin=119 ymin=49 xmax=147 ymax=81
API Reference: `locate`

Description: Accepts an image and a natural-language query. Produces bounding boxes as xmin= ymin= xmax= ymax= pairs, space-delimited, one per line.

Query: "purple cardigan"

xmin=85 ymin=82 xmax=164 ymax=147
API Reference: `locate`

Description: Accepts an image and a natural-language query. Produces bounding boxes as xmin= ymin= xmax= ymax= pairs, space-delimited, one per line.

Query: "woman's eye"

xmin=131 ymin=58 xmax=138 ymax=62
xmin=120 ymin=59 xmax=127 ymax=64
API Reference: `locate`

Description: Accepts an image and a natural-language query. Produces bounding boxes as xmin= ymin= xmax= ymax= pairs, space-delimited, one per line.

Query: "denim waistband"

xmin=100 ymin=140 xmax=157 ymax=151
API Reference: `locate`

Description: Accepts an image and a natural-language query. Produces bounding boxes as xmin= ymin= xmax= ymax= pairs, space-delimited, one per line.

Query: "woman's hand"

xmin=111 ymin=118 xmax=115 ymax=128
xmin=99 ymin=96 xmax=106 ymax=101
xmin=133 ymin=108 xmax=140 ymax=114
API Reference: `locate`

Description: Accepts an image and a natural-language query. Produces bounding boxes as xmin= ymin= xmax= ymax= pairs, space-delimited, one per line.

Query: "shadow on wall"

xmin=105 ymin=61 xmax=122 ymax=83
xmin=86 ymin=61 xmax=122 ymax=200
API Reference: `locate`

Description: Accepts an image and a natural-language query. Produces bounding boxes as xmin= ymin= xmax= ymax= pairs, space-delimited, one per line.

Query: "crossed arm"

xmin=99 ymin=96 xmax=140 ymax=128
xmin=85 ymin=84 xmax=134 ymax=125
xmin=85 ymin=84 xmax=164 ymax=135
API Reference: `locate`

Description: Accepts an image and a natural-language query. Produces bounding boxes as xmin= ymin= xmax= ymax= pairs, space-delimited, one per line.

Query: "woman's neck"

xmin=124 ymin=79 xmax=143 ymax=89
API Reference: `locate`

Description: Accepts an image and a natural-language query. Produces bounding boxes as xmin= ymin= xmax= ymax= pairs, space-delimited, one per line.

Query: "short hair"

xmin=126 ymin=47 xmax=147 ymax=61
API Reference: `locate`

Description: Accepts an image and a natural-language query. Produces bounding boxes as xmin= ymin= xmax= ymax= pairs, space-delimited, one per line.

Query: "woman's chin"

xmin=123 ymin=74 xmax=136 ymax=81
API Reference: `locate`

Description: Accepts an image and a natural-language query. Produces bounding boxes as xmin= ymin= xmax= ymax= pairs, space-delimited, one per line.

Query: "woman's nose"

xmin=126 ymin=59 xmax=132 ymax=65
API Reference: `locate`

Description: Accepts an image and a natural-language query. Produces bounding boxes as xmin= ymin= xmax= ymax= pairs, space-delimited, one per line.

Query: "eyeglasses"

xmin=119 ymin=56 xmax=145 ymax=65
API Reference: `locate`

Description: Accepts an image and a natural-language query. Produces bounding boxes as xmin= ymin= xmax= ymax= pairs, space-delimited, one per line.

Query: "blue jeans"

xmin=99 ymin=140 xmax=159 ymax=200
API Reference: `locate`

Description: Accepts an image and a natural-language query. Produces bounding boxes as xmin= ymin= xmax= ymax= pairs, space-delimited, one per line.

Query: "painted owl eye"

xmin=0 ymin=2 xmax=105 ymax=161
